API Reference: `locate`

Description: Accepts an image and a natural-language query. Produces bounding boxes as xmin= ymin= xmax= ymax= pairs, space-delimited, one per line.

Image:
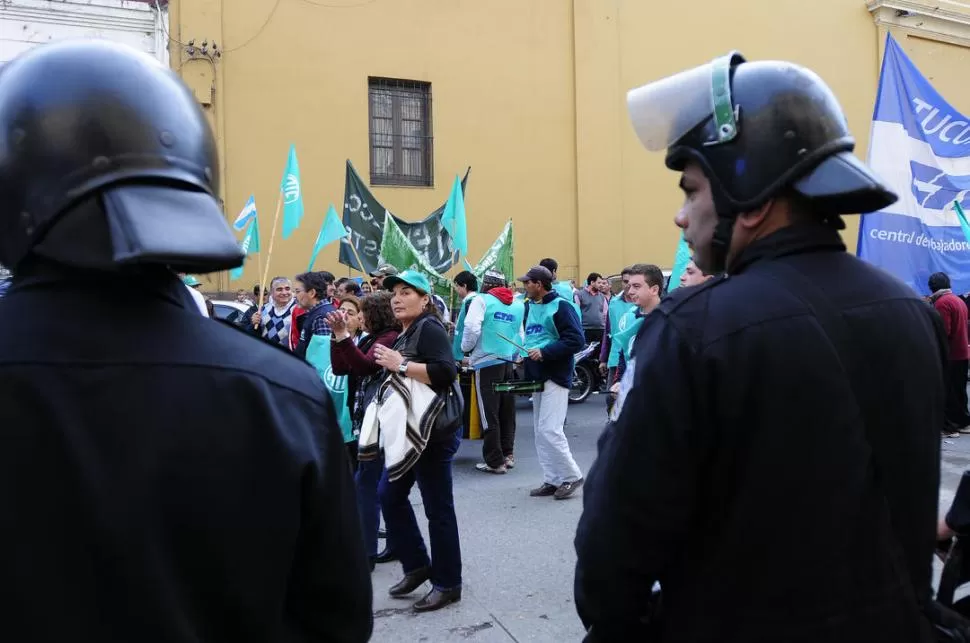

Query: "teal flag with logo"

xmin=229 ymin=216 xmax=260 ymax=281
xmin=667 ymin=231 xmax=691 ymax=291
xmin=305 ymin=335 xmax=353 ymax=443
xmin=440 ymin=174 xmax=468 ymax=256
xmin=309 ymin=204 xmax=348 ymax=270
xmin=281 ymin=144 xmax=304 ymax=239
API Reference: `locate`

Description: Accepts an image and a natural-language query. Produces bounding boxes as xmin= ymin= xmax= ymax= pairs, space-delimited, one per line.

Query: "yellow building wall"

xmin=168 ymin=0 xmax=970 ymax=292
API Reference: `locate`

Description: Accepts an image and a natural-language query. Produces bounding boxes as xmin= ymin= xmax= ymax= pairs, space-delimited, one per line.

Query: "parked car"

xmin=209 ymin=299 xmax=250 ymax=324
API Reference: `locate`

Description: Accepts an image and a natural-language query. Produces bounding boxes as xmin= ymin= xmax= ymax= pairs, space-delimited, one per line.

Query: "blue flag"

xmin=281 ymin=144 xmax=304 ymax=239
xmin=666 ymin=232 xmax=691 ymax=292
xmin=229 ymin=216 xmax=260 ymax=281
xmin=440 ymin=174 xmax=468 ymax=256
xmin=857 ymin=34 xmax=970 ymax=295
xmin=309 ymin=204 xmax=348 ymax=270
xmin=233 ymin=195 xmax=257 ymax=231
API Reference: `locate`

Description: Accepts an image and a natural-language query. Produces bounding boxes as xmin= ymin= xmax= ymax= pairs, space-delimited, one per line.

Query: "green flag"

xmin=666 ymin=231 xmax=691 ymax=291
xmin=379 ymin=216 xmax=452 ymax=298
xmin=281 ymin=144 xmax=304 ymax=239
xmin=308 ymin=204 xmax=348 ymax=270
xmin=229 ymin=216 xmax=260 ymax=282
xmin=471 ymin=220 xmax=514 ymax=283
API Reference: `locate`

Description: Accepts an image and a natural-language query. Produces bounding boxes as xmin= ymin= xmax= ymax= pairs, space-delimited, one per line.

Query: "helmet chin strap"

xmin=708 ymin=189 xmax=739 ymax=274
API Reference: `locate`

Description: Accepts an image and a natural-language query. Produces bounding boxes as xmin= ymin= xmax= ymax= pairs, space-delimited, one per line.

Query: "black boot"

xmin=388 ymin=567 xmax=430 ymax=597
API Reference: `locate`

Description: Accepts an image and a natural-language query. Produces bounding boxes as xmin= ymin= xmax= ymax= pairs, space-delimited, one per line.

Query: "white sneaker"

xmin=475 ymin=462 xmax=508 ymax=474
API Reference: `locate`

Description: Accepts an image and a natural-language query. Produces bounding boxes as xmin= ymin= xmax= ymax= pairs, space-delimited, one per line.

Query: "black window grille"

xmin=368 ymin=78 xmax=433 ymax=187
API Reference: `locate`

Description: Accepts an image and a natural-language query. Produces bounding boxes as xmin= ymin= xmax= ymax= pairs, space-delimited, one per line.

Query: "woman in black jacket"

xmin=372 ymin=270 xmax=462 ymax=613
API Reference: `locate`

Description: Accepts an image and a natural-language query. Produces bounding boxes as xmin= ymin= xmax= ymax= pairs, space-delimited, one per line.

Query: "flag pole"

xmin=256 ymin=190 xmax=284 ymax=326
xmin=345 ymin=237 xmax=367 ymax=277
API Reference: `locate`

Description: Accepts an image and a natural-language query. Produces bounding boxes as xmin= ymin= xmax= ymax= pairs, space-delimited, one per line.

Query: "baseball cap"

xmin=518 ymin=266 xmax=553 ymax=283
xmin=182 ymin=275 xmax=202 ymax=288
xmin=384 ymin=269 xmax=432 ymax=295
xmin=370 ymin=264 xmax=399 ymax=278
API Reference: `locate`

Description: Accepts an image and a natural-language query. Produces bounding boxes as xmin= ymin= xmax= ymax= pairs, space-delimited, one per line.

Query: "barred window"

xmin=368 ymin=78 xmax=433 ymax=187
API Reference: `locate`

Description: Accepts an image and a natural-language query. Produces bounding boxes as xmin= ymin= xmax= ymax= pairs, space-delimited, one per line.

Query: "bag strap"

xmin=763 ymin=261 xmax=925 ymax=603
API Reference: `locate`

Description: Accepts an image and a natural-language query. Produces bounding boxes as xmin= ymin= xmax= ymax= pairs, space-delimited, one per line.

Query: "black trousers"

xmin=584 ymin=328 xmax=604 ymax=347
xmin=945 ymin=359 xmax=970 ymax=429
xmin=476 ymin=362 xmax=517 ymax=468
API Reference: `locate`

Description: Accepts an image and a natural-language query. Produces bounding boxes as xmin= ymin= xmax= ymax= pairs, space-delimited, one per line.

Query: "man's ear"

xmin=736 ymin=199 xmax=775 ymax=231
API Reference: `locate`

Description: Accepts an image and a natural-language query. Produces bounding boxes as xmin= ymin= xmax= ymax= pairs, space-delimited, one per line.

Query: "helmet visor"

xmin=627 ymin=54 xmax=740 ymax=152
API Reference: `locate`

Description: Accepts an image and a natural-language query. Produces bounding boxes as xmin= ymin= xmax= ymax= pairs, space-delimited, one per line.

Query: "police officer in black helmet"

xmin=575 ymin=53 xmax=948 ymax=642
xmin=0 ymin=41 xmax=372 ymax=642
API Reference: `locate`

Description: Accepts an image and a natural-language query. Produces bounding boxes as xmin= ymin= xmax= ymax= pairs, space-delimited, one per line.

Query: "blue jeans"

xmin=379 ymin=427 xmax=462 ymax=590
xmin=355 ymin=455 xmax=387 ymax=558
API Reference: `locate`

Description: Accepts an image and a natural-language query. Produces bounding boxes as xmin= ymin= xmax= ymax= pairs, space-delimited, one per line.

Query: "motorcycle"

xmin=569 ymin=340 xmax=606 ymax=404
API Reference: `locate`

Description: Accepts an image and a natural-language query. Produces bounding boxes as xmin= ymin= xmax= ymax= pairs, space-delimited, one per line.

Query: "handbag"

xmin=395 ymin=315 xmax=464 ymax=437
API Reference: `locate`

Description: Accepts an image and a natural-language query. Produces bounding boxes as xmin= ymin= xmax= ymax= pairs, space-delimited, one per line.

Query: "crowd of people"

xmin=8 ymin=38 xmax=970 ymax=643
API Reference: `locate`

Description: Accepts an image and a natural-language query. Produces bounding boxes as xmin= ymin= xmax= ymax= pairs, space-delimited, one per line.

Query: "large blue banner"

xmin=858 ymin=34 xmax=970 ymax=296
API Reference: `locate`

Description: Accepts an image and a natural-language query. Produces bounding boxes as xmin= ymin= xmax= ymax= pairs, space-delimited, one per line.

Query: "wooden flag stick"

xmin=256 ymin=190 xmax=284 ymax=327
xmin=345 ymin=236 xmax=368 ymax=277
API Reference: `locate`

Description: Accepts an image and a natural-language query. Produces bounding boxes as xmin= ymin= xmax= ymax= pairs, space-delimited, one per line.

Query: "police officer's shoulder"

xmin=203 ymin=318 xmax=328 ymax=402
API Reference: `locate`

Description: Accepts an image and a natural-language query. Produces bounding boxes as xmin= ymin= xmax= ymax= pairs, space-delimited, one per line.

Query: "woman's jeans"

xmin=379 ymin=427 xmax=462 ymax=591
xmin=355 ymin=454 xmax=387 ymax=558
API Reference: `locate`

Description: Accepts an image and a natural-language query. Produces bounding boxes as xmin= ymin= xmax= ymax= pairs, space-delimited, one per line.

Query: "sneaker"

xmin=530 ymin=483 xmax=557 ymax=497
xmin=505 ymin=455 xmax=515 ymax=469
xmin=475 ymin=462 xmax=507 ymax=474
xmin=554 ymin=478 xmax=584 ymax=500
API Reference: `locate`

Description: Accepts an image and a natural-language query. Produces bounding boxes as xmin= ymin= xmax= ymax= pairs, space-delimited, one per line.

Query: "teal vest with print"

xmin=612 ymin=308 xmax=644 ymax=361
xmin=524 ymin=298 xmax=565 ymax=350
xmin=553 ymin=281 xmax=581 ymax=316
xmin=452 ymin=293 xmax=478 ymax=360
xmin=481 ymin=294 xmax=526 ymax=358
xmin=607 ymin=297 xmax=638 ymax=367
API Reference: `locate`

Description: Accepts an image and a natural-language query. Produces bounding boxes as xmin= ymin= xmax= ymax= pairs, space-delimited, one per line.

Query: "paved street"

xmin=371 ymin=393 xmax=970 ymax=642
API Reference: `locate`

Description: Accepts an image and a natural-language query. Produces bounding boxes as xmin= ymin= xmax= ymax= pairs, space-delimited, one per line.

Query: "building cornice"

xmin=869 ymin=0 xmax=970 ymax=46
xmin=2 ymin=0 xmax=157 ymax=35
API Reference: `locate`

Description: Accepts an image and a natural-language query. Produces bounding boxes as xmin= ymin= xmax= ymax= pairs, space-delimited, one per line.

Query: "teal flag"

xmin=440 ymin=174 xmax=468 ymax=256
xmin=281 ymin=144 xmax=304 ymax=239
xmin=666 ymin=231 xmax=691 ymax=291
xmin=308 ymin=204 xmax=348 ymax=270
xmin=305 ymin=335 xmax=353 ymax=443
xmin=229 ymin=216 xmax=260 ymax=281
xmin=955 ymin=201 xmax=970 ymax=244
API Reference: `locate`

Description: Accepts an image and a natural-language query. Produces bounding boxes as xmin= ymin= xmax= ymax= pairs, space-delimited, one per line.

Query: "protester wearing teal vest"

xmin=519 ymin=265 xmax=586 ymax=501
xmin=539 ymin=257 xmax=581 ymax=316
xmin=608 ymin=263 xmax=665 ymax=423
xmin=451 ymin=274 xmax=479 ymax=362
xmin=459 ymin=270 xmax=525 ymax=474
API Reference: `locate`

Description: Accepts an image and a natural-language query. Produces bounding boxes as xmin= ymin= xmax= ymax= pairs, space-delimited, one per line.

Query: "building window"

xmin=368 ymin=78 xmax=433 ymax=187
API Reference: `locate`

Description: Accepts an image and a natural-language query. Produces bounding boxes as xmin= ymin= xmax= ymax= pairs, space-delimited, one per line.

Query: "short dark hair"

xmin=294 ymin=271 xmax=331 ymax=301
xmin=620 ymin=266 xmax=633 ymax=276
xmin=586 ymin=272 xmax=602 ymax=286
xmin=360 ymin=291 xmax=401 ymax=335
xmin=628 ymin=263 xmax=665 ymax=291
xmin=338 ymin=294 xmax=361 ymax=311
xmin=319 ymin=271 xmax=336 ymax=285
xmin=454 ymin=270 xmax=478 ymax=292
xmin=929 ymin=272 xmax=951 ymax=293
xmin=334 ymin=277 xmax=349 ymax=287
xmin=539 ymin=258 xmax=558 ymax=273
xmin=338 ymin=280 xmax=363 ymax=297
xmin=252 ymin=284 xmax=261 ymax=297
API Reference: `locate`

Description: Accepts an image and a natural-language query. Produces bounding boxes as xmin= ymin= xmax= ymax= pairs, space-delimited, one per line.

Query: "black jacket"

xmin=575 ymin=225 xmax=944 ymax=643
xmin=0 ymin=263 xmax=373 ymax=643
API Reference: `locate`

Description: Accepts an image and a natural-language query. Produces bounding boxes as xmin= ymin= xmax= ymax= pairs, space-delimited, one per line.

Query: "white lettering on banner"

xmin=912 ymin=98 xmax=970 ymax=145
xmin=283 ymin=174 xmax=300 ymax=204
xmin=868 ymin=227 xmax=970 ymax=252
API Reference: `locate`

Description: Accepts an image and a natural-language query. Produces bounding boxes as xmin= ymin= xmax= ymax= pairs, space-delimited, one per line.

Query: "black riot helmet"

xmin=0 ymin=40 xmax=242 ymax=273
xmin=627 ymin=52 xmax=897 ymax=271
